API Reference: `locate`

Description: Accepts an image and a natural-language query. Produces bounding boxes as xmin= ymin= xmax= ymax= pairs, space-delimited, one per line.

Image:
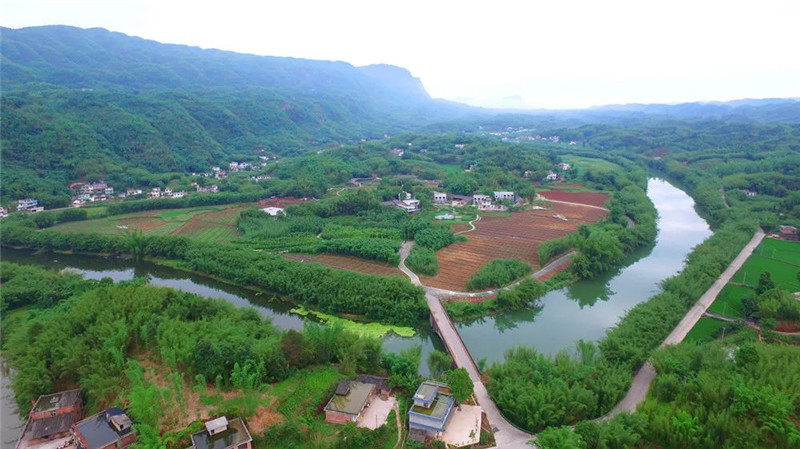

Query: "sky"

xmin=3 ymin=0 xmax=799 ymax=109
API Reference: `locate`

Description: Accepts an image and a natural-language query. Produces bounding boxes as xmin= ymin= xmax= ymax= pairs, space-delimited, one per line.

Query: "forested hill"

xmin=0 ymin=25 xmax=479 ymax=200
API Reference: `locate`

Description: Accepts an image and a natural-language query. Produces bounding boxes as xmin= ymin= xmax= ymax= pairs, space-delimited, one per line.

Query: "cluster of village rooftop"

xmin=2 ymin=159 xmax=275 ymax=216
xmin=389 ymin=189 xmax=522 ymax=214
xmin=323 ymin=376 xmax=482 ymax=446
xmin=15 ymin=389 xmax=253 ymax=449
xmin=18 ymin=378 xmax=481 ymax=449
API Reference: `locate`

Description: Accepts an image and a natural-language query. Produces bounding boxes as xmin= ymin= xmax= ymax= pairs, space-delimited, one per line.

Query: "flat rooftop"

xmin=413 ymin=382 xmax=440 ymax=404
xmin=32 ymin=390 xmax=81 ymax=413
xmin=190 ymin=417 xmax=252 ymax=449
xmin=325 ymin=381 xmax=373 ymax=416
xmin=74 ymin=410 xmax=132 ymax=449
xmin=411 ymin=393 xmax=453 ymax=419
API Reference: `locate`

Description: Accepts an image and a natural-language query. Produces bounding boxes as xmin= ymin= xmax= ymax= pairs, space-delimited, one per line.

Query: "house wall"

xmin=325 ymin=410 xmax=356 ymax=425
xmin=31 ymin=403 xmax=81 ymax=420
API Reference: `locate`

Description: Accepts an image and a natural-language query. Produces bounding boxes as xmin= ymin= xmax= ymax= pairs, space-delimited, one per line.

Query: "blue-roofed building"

xmin=72 ymin=408 xmax=135 ymax=449
xmin=408 ymin=382 xmax=455 ymax=443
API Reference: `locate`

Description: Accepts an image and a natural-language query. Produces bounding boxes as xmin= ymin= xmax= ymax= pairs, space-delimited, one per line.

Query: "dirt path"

xmin=536 ymin=196 xmax=610 ymax=213
xmin=455 ymin=214 xmax=481 ymax=235
xmin=600 ymin=228 xmax=765 ymax=419
xmin=391 ymin=402 xmax=402 ymax=449
xmin=720 ymin=187 xmax=731 ymax=209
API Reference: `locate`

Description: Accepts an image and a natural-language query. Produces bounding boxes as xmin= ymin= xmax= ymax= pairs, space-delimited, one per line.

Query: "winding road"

xmin=398 ymin=200 xmax=765 ymax=445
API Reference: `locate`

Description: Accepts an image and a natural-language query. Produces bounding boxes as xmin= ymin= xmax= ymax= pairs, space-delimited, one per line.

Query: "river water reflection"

xmin=0 ymin=178 xmax=710 ymax=443
xmin=457 ymin=178 xmax=712 ymax=364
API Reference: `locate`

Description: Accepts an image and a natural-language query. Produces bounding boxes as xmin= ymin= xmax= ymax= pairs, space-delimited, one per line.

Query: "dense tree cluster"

xmin=465 ymin=258 xmax=532 ymax=291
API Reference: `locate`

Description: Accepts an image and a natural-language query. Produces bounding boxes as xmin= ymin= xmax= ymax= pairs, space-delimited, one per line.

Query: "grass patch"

xmin=707 ymin=284 xmax=753 ymax=318
xmin=730 ymin=254 xmax=800 ymax=292
xmin=685 ymin=317 xmax=728 ymax=343
xmin=290 ymin=306 xmax=416 ymax=338
xmin=753 ymin=238 xmax=800 ymax=266
xmin=51 ymin=204 xmax=245 ymax=245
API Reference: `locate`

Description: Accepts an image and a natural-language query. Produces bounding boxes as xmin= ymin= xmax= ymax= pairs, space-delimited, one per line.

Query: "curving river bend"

xmin=1 ymin=178 xmax=711 ymax=447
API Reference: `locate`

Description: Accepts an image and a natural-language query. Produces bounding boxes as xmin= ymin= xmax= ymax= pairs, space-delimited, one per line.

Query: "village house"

xmin=472 ymin=195 xmax=492 ymax=208
xmin=147 ymin=188 xmax=161 ymax=199
xmin=494 ymin=191 xmax=515 ymax=202
xmin=433 ymin=191 xmax=448 ymax=204
xmin=249 ymin=174 xmax=271 ymax=182
xmin=196 ymin=185 xmax=219 ymax=193
xmin=0 ymin=207 xmax=8 ymax=218
xmin=15 ymin=389 xmax=83 ymax=449
xmin=169 ymin=191 xmax=186 ymax=199
xmin=742 ymin=189 xmax=757 ymax=197
xmin=557 ymin=162 xmax=571 ymax=170
xmin=454 ymin=143 xmax=465 ymax=149
xmin=778 ymin=225 xmax=798 ymax=241
xmin=545 ymin=171 xmax=559 ymax=181
xmin=17 ymin=198 xmax=39 ymax=211
xmin=390 ymin=148 xmax=405 ymax=157
xmin=188 ymin=417 xmax=252 ymax=449
xmin=358 ymin=374 xmax=391 ymax=398
xmin=126 ymin=188 xmax=143 ymax=196
xmin=324 ymin=380 xmax=378 ymax=424
xmin=408 ymin=382 xmax=455 ymax=443
xmin=72 ymin=408 xmax=136 ymax=449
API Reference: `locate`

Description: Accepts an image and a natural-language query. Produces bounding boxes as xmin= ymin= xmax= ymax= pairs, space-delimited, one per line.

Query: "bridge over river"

xmin=399 ymin=242 xmax=535 ymax=448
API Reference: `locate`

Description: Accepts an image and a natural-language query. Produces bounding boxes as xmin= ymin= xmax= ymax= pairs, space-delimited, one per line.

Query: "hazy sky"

xmin=3 ymin=0 xmax=799 ymax=109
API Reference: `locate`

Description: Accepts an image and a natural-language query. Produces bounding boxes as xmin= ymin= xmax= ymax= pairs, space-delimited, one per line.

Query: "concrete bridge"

xmin=399 ymin=242 xmax=535 ymax=448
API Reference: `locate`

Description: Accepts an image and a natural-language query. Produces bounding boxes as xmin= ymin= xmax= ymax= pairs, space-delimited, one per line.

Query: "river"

xmin=0 ymin=178 xmax=709 ymax=446
xmin=457 ymin=178 xmax=712 ymax=363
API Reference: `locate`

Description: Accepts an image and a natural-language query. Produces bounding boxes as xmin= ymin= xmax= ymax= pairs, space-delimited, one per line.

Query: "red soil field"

xmin=538 ymin=190 xmax=610 ymax=208
xmin=450 ymin=224 xmax=470 ymax=233
xmin=421 ymin=203 xmax=606 ymax=291
xmin=282 ymin=253 xmax=403 ymax=277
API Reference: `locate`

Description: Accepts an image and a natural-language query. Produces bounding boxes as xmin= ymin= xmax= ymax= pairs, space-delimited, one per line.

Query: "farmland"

xmin=537 ymin=190 xmax=610 ymax=208
xmin=707 ymin=284 xmax=751 ymax=318
xmin=52 ymin=204 xmax=248 ymax=244
xmin=281 ymin=253 xmax=404 ymax=277
xmin=730 ymin=238 xmax=800 ymax=292
xmin=421 ymin=202 xmax=607 ymax=291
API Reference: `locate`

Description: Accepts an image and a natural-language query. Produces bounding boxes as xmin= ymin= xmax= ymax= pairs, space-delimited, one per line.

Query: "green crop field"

xmin=708 ymin=284 xmax=753 ymax=318
xmin=52 ymin=204 xmax=246 ymax=244
xmin=730 ymin=253 xmax=800 ymax=292
xmin=686 ymin=317 xmax=728 ymax=343
xmin=752 ymin=238 xmax=800 ymax=266
xmin=564 ymin=156 xmax=623 ymax=176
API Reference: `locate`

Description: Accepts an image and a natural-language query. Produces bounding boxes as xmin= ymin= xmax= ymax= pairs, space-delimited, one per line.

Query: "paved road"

xmin=398 ymin=243 xmax=535 ymax=448
xmin=601 ymin=228 xmax=765 ymax=418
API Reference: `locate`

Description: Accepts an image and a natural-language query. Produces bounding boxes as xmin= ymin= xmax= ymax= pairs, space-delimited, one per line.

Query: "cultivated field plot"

xmin=537 ymin=190 xmax=610 ymax=208
xmin=282 ymin=253 xmax=403 ymax=277
xmin=421 ymin=203 xmax=607 ymax=291
xmin=707 ymin=284 xmax=752 ymax=318
xmin=752 ymin=237 xmax=800 ymax=266
xmin=730 ymin=240 xmax=800 ymax=292
xmin=52 ymin=204 xmax=248 ymax=244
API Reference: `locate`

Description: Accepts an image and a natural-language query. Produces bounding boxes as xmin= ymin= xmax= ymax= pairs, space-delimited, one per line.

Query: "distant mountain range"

xmin=0 ymin=25 xmax=481 ymax=198
xmin=1 ymin=25 xmax=799 ymax=201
